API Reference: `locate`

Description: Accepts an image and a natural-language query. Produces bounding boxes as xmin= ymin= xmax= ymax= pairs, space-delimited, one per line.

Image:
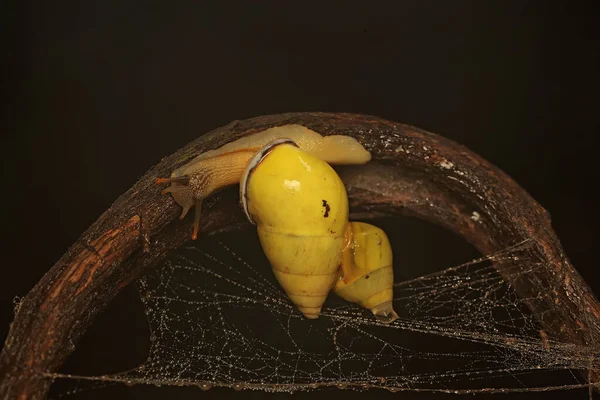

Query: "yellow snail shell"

xmin=334 ymin=222 xmax=398 ymax=323
xmin=240 ymin=138 xmax=349 ymax=319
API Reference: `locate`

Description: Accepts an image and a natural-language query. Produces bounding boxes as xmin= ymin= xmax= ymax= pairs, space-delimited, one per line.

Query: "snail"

xmin=158 ymin=126 xmax=397 ymax=322
xmin=334 ymin=222 xmax=398 ymax=323
xmin=241 ymin=139 xmax=398 ymax=322
xmin=156 ymin=124 xmax=371 ymax=239
xmin=240 ymin=138 xmax=349 ymax=319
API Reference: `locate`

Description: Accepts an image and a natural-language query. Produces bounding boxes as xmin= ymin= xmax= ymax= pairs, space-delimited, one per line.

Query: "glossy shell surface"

xmin=241 ymin=140 xmax=349 ymax=318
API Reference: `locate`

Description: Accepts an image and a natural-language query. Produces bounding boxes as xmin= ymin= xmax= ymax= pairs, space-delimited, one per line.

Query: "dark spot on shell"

xmin=330 ymin=230 xmax=336 ymax=234
xmin=322 ymin=200 xmax=330 ymax=218
xmin=365 ymin=275 xmax=370 ymax=279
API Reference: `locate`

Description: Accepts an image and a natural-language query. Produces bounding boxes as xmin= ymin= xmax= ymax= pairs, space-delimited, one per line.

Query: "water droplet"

xmin=233 ymin=384 xmax=243 ymax=391
xmin=387 ymin=387 xmax=400 ymax=393
xmin=200 ymin=383 xmax=213 ymax=391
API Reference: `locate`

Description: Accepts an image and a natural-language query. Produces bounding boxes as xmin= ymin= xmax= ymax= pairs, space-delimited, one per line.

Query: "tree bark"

xmin=1 ymin=113 xmax=598 ymax=399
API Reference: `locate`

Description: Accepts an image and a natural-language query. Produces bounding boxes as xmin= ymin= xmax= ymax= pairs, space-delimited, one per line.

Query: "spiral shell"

xmin=241 ymin=139 xmax=349 ymax=319
xmin=334 ymin=222 xmax=398 ymax=323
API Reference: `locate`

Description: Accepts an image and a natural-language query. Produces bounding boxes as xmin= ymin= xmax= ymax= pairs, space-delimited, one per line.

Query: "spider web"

xmin=48 ymin=221 xmax=599 ymax=398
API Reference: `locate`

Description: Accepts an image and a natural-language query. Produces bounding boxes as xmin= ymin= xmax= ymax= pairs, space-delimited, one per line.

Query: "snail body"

xmin=335 ymin=222 xmax=398 ymax=323
xmin=181 ymin=124 xmax=371 ymax=169
xmin=241 ymin=139 xmax=349 ymax=319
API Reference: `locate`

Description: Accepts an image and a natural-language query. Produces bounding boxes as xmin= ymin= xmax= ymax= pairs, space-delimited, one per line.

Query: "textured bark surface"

xmin=1 ymin=112 xmax=599 ymax=399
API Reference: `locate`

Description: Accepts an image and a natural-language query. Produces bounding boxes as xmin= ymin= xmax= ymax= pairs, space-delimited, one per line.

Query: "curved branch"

xmin=1 ymin=113 xmax=599 ymax=399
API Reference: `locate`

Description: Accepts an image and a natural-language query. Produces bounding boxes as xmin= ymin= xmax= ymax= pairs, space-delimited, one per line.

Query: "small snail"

xmin=240 ymin=138 xmax=349 ymax=319
xmin=156 ymin=124 xmax=371 ymax=239
xmin=334 ymin=222 xmax=398 ymax=323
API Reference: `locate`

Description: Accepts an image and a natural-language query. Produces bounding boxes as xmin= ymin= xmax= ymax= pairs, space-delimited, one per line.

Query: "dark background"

xmin=2 ymin=1 xmax=599 ymax=399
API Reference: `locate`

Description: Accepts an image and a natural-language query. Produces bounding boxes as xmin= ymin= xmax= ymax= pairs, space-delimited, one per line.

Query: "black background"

xmin=2 ymin=1 xmax=599 ymax=399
